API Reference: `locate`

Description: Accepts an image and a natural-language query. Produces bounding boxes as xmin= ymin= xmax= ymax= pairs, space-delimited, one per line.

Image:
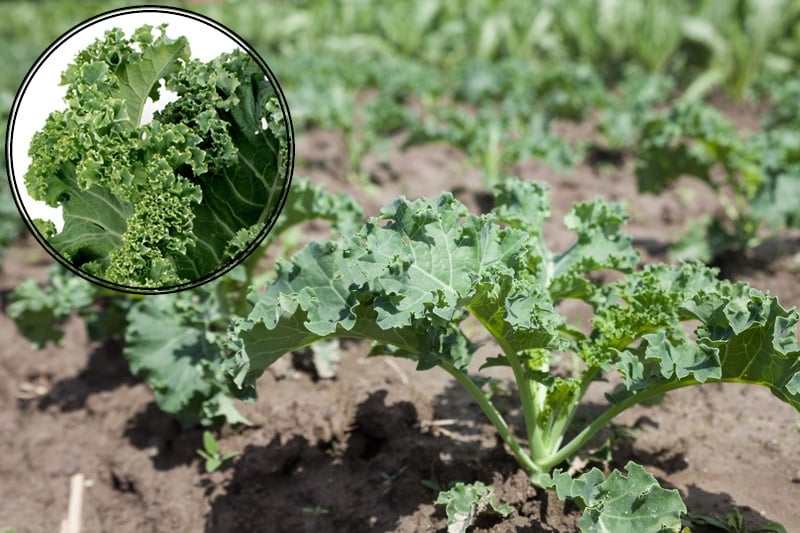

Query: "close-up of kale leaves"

xmin=22 ymin=24 xmax=290 ymax=291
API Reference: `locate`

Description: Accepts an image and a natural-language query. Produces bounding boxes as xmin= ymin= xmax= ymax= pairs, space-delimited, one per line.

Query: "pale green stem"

xmin=534 ymin=378 xmax=698 ymax=475
xmin=540 ymin=365 xmax=602 ymax=455
xmin=467 ymin=310 xmax=540 ymax=454
xmin=440 ymin=360 xmax=540 ymax=474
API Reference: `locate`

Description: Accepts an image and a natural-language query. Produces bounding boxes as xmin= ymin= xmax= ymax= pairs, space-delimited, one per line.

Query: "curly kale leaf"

xmin=226 ymin=192 xmax=546 ymax=392
xmin=590 ymin=263 xmax=800 ymax=412
xmin=434 ymin=481 xmax=512 ymax=533
xmin=125 ymin=289 xmax=250 ymax=428
xmin=539 ymin=462 xmax=685 ymax=532
xmin=25 ymin=25 xmax=288 ymax=289
xmin=268 ymin=178 xmax=364 ymax=240
xmin=491 ymin=178 xmax=638 ymax=303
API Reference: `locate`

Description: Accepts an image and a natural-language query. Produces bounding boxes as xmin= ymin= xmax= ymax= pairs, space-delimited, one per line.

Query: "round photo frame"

xmin=5 ymin=5 xmax=294 ymax=294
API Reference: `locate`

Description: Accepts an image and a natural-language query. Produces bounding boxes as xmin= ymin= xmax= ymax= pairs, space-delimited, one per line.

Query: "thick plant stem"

xmin=546 ymin=365 xmax=601 ymax=449
xmin=440 ymin=360 xmax=540 ymax=475
xmin=467 ymin=311 xmax=540 ymax=454
xmin=535 ymin=378 xmax=698 ymax=474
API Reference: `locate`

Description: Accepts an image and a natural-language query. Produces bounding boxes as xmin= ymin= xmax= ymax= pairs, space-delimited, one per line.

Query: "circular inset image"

xmin=6 ymin=6 xmax=293 ymax=294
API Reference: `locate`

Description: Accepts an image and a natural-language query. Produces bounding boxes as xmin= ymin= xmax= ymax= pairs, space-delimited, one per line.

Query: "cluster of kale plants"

xmin=12 ymin=170 xmax=799 ymax=529
xmin=5 ymin=4 xmax=800 ymax=531
xmin=634 ymin=98 xmax=800 ymax=263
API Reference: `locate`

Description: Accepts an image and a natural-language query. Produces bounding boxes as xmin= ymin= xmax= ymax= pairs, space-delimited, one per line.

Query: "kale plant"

xmin=635 ymin=100 xmax=800 ymax=262
xmin=227 ymin=177 xmax=800 ymax=529
xmin=21 ymin=24 xmax=291 ymax=290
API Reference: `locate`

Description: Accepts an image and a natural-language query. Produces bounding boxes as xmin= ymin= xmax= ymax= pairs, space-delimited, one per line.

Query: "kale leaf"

xmin=24 ymin=24 xmax=290 ymax=290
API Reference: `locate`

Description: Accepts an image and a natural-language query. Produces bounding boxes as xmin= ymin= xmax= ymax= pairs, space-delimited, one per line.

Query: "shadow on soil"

xmin=36 ymin=338 xmax=138 ymax=412
xmin=682 ymin=484 xmax=787 ymax=532
xmin=204 ymin=389 xmax=519 ymax=533
xmin=123 ymin=401 xmax=201 ymax=470
xmin=199 ymin=379 xmax=789 ymax=531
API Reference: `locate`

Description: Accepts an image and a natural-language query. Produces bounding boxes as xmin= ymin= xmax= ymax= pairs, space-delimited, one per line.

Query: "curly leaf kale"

xmin=227 ymin=177 xmax=800 ymax=530
xmin=25 ymin=25 xmax=289 ymax=289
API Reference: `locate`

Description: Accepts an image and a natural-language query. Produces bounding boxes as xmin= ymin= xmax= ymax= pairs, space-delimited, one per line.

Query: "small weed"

xmin=302 ymin=505 xmax=330 ymax=516
xmin=421 ymin=479 xmax=443 ymax=492
xmin=196 ymin=431 xmax=238 ymax=473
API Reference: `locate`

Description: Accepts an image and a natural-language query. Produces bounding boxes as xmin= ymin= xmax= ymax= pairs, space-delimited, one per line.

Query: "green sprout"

xmin=196 ymin=431 xmax=238 ymax=473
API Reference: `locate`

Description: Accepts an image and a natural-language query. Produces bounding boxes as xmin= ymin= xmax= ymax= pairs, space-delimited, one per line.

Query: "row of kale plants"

xmin=2 ymin=1 xmax=800 ymax=530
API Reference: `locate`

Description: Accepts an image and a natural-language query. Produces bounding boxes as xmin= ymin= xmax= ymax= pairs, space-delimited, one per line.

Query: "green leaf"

xmin=539 ymin=467 xmax=606 ymax=508
xmin=590 ymin=262 xmax=717 ymax=356
xmin=601 ymin=264 xmax=800 ymax=411
xmin=491 ymin=177 xmax=551 ymax=238
xmin=227 ymin=238 xmax=473 ymax=391
xmin=268 ymin=178 xmax=364 ymax=241
xmin=227 ymin=190 xmax=548 ymax=393
xmin=549 ymin=198 xmax=639 ymax=302
xmin=115 ymin=26 xmax=189 ymax=125
xmin=221 ymin=451 xmax=239 ymax=461
xmin=198 ymin=430 xmax=236 ymax=472
xmin=31 ymin=218 xmax=56 ymax=239
xmin=434 ymin=481 xmax=512 ymax=533
xmin=85 ymin=296 xmax=132 ymax=341
xmin=202 ymin=430 xmax=219 ymax=456
xmin=467 ymin=269 xmax=564 ymax=355
xmin=749 ymin=129 xmax=800 ymax=231
xmin=196 ymin=449 xmax=212 ymax=461
xmin=47 ymin=185 xmax=131 ymax=269
xmin=490 ymin=178 xmax=551 ymax=275
xmin=598 ymin=67 xmax=674 ymax=149
xmin=635 ymin=101 xmax=753 ymax=194
xmin=685 ymin=282 xmax=800 ymax=409
xmin=539 ymin=462 xmax=686 ymax=532
xmin=24 ymin=26 xmax=289 ymax=288
xmin=205 ymin=457 xmax=222 ymax=473
xmin=8 ymin=267 xmax=96 ymax=347
xmin=479 ymin=355 xmax=510 ymax=370
xmin=490 ymin=178 xmax=639 ymax=305
xmin=125 ymin=290 xmax=249 ymax=427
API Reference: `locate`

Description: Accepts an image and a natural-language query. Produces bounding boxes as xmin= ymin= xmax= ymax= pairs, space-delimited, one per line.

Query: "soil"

xmin=2 ymin=100 xmax=800 ymax=532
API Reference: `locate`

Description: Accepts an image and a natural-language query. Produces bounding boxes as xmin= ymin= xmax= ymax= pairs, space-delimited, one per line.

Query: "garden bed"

xmin=2 ymin=103 xmax=799 ymax=531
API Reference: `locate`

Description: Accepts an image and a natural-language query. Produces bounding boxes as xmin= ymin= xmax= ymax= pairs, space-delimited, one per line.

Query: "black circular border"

xmin=5 ymin=5 xmax=295 ymax=295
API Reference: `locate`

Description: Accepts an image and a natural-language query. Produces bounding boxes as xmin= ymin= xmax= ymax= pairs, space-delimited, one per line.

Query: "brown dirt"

xmin=1 ymin=98 xmax=800 ymax=532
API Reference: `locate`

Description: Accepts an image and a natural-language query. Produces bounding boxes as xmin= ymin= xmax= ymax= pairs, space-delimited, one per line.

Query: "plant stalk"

xmin=467 ymin=311 xmax=540 ymax=456
xmin=535 ymin=377 xmax=698 ymax=474
xmin=440 ymin=360 xmax=540 ymax=475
